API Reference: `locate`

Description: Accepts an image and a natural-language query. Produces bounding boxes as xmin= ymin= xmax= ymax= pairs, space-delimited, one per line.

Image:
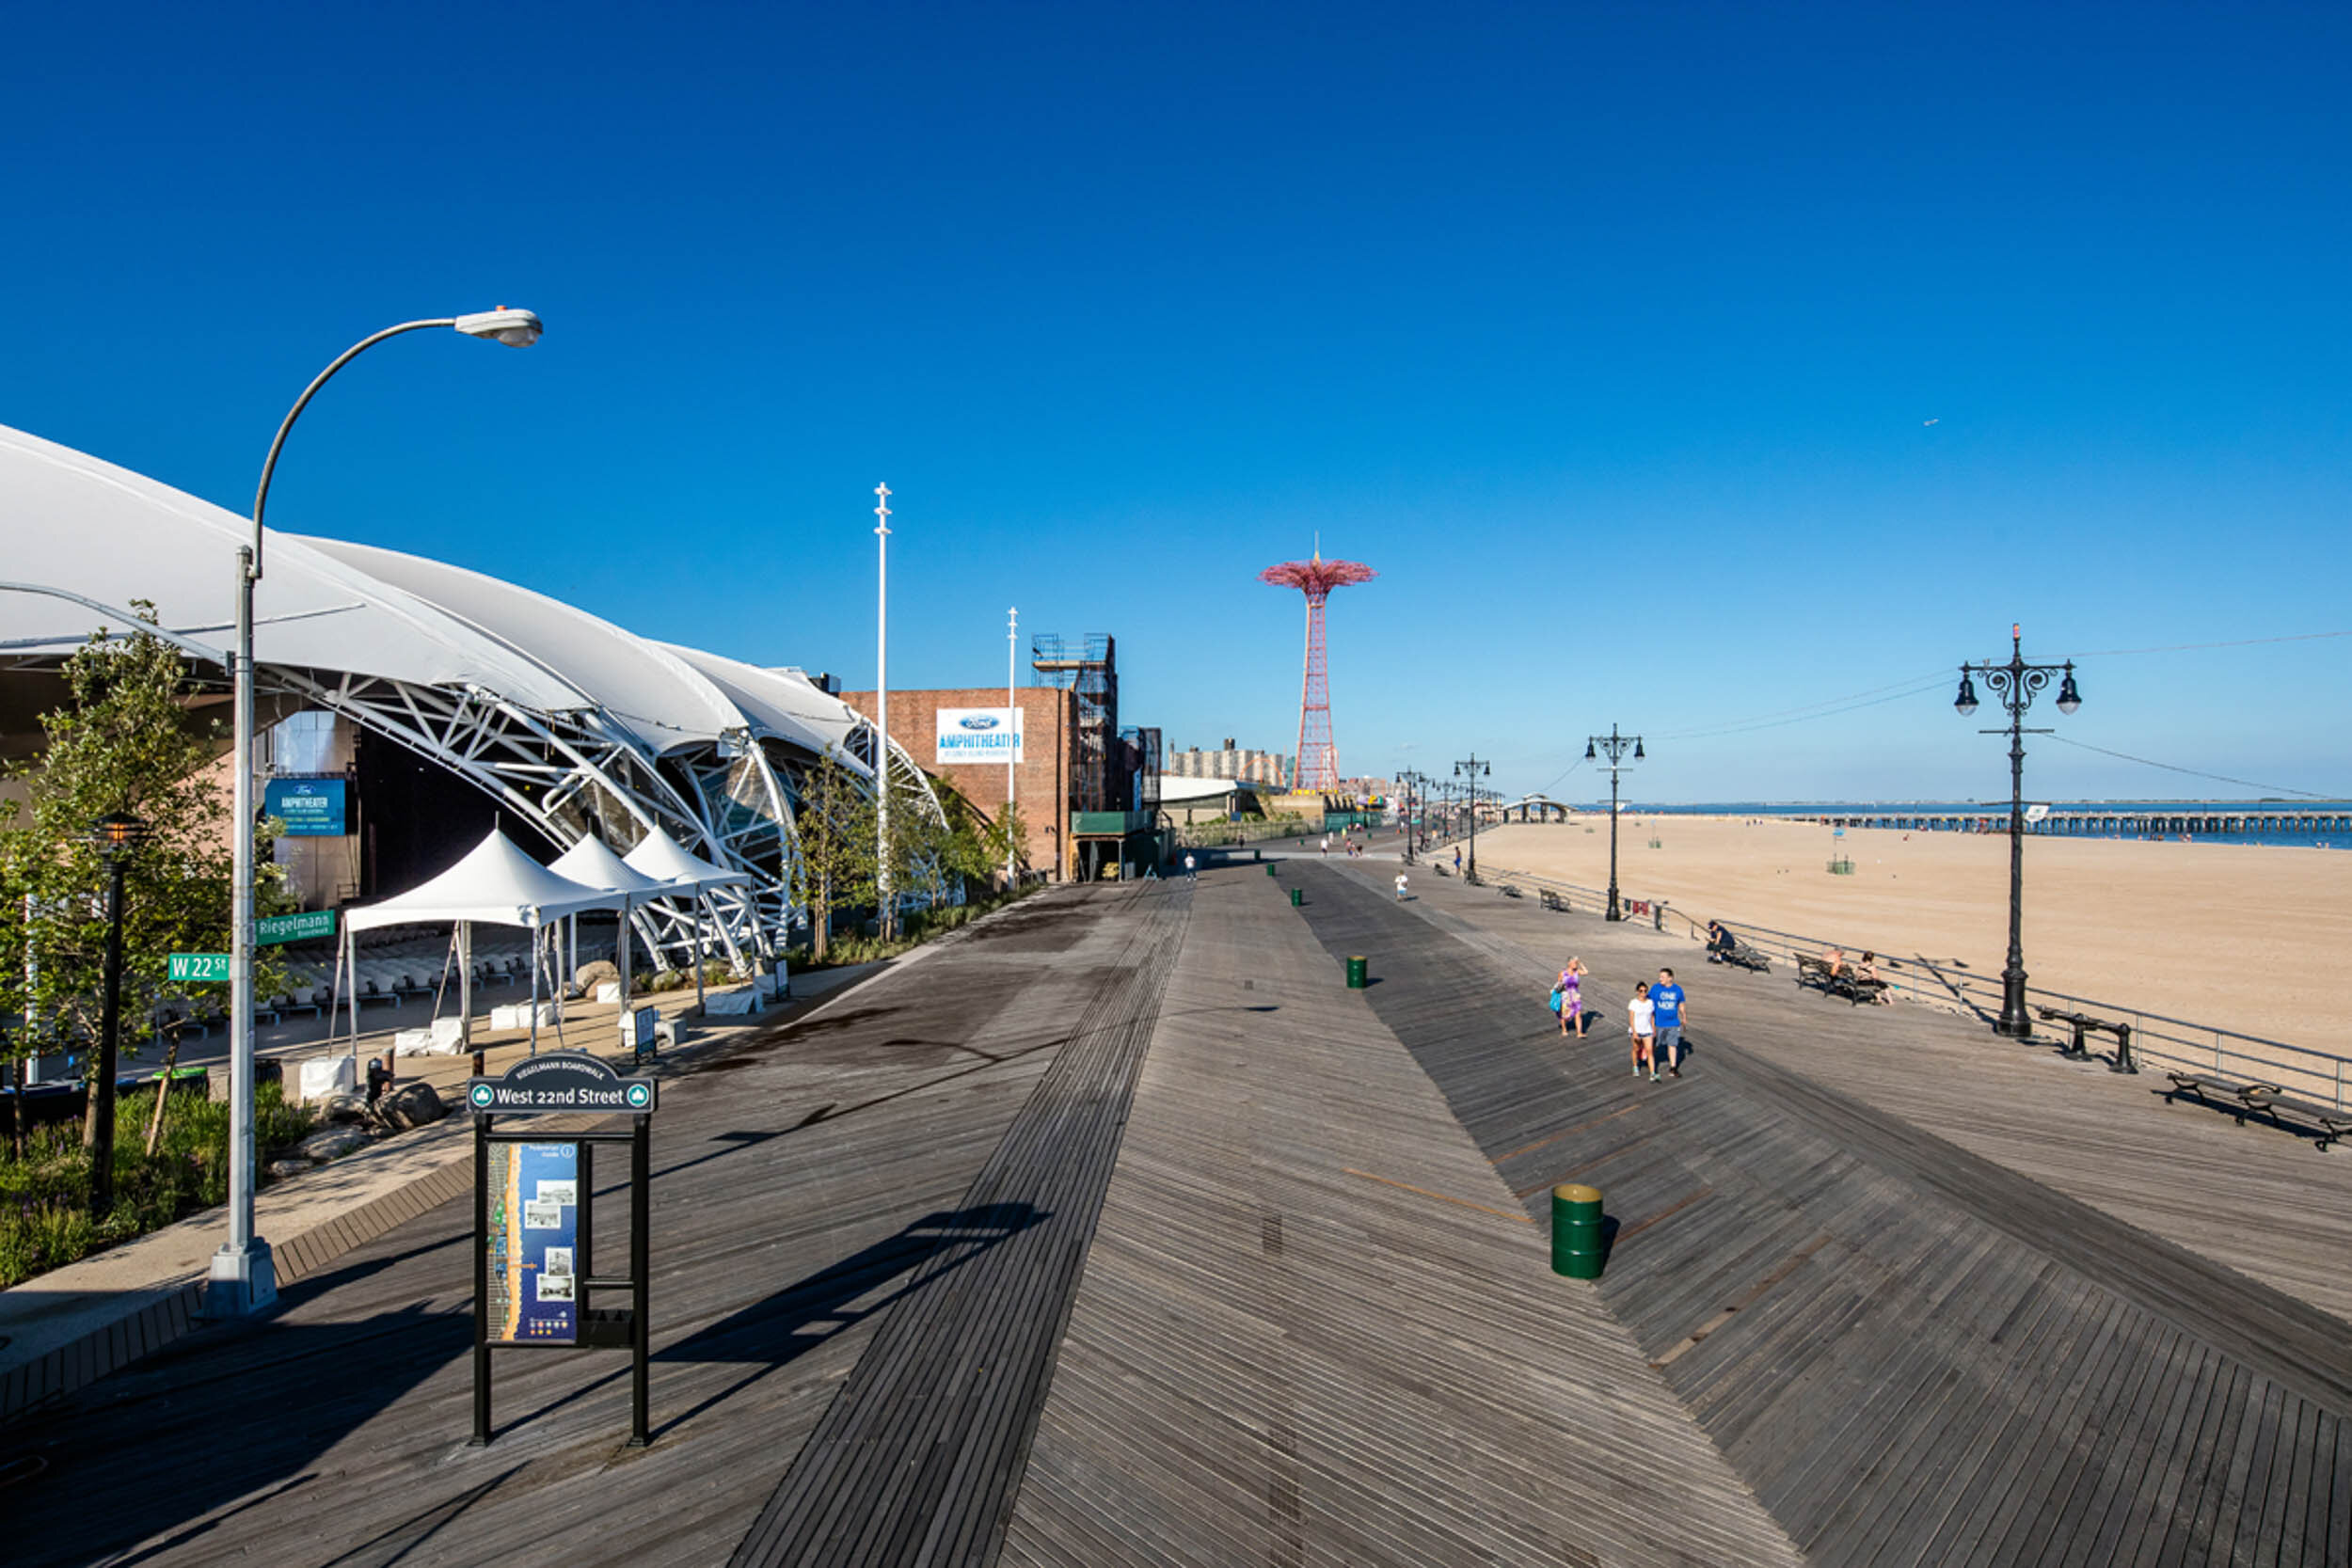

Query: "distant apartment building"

xmin=1167 ymin=738 xmax=1294 ymax=787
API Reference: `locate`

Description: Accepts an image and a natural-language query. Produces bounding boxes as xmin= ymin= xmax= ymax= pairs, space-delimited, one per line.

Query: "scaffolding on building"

xmin=1032 ymin=632 xmax=1122 ymax=812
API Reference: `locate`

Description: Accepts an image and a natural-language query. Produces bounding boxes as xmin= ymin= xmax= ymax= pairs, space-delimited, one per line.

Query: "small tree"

xmin=978 ymin=799 xmax=1031 ymax=890
xmin=0 ymin=611 xmax=288 ymax=1158
xmin=790 ymin=750 xmax=876 ymax=962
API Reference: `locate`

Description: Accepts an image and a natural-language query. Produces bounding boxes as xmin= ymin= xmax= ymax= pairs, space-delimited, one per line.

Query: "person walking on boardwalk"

xmin=1556 ymin=958 xmax=1589 ymax=1038
xmin=1393 ymin=870 xmax=1408 ymax=901
xmin=1651 ymin=967 xmax=1688 ymax=1076
xmin=1628 ymin=982 xmax=1657 ymax=1079
xmin=1183 ymin=851 xmax=1197 ymax=884
xmin=1452 ymin=846 xmax=1462 ymax=874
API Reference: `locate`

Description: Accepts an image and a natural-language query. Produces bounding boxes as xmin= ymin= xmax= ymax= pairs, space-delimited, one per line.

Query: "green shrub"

xmin=0 ymin=1082 xmax=314 ymax=1287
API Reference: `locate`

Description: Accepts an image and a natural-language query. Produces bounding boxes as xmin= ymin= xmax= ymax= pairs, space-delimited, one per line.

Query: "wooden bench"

xmin=2035 ymin=1006 xmax=2137 ymax=1072
xmin=1538 ymin=889 xmax=1570 ymax=914
xmin=1794 ymin=954 xmax=1887 ymax=1006
xmin=2165 ymin=1073 xmax=2348 ymax=1149
xmin=1708 ymin=937 xmax=1772 ymax=974
xmin=2267 ymin=1096 xmax=2350 ymax=1152
xmin=2163 ymin=1073 xmax=2282 ymax=1128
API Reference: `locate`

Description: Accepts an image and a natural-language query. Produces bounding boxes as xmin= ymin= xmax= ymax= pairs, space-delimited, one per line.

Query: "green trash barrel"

xmin=1551 ymin=1184 xmax=1605 ymax=1279
xmin=1289 ymin=887 xmax=1303 ymax=908
xmin=1345 ymin=955 xmax=1368 ymax=989
xmin=1254 ymin=848 xmax=1263 ymax=863
xmin=1266 ymin=863 xmax=1278 ymax=878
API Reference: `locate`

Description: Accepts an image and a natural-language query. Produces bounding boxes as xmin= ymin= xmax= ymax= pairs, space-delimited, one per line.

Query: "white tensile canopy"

xmin=336 ymin=830 xmax=625 ymax=1056
xmin=624 ymin=828 xmax=755 ymax=1013
xmin=548 ymin=836 xmax=689 ymax=1024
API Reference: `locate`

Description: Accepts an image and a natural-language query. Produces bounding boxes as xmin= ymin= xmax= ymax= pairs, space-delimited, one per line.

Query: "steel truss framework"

xmin=263 ymin=662 xmax=949 ymax=971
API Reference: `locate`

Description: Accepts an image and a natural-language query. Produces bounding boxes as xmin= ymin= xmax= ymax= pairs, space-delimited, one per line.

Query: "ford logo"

xmin=959 ymin=716 xmax=1000 ymax=731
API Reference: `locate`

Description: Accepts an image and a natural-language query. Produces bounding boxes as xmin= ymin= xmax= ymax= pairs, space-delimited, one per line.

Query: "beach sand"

xmin=1472 ymin=816 xmax=2351 ymax=1055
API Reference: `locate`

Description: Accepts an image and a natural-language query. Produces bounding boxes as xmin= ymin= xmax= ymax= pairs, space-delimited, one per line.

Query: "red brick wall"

xmin=841 ymin=686 xmax=1075 ymax=880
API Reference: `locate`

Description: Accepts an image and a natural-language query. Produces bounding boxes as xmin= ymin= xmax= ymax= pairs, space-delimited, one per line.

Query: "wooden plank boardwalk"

xmin=728 ymin=886 xmax=1189 ymax=1567
xmin=998 ymin=865 xmax=1803 ymax=1567
xmin=1295 ymin=857 xmax=2352 ymax=1567
xmin=5 ymin=884 xmax=1173 ymax=1568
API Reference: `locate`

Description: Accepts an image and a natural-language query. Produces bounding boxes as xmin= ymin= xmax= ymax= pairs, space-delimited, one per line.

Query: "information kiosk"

xmin=467 ymin=1051 xmax=659 ymax=1447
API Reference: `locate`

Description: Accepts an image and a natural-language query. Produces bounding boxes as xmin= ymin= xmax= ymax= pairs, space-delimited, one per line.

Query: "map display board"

xmin=484 ymin=1141 xmax=580 ymax=1344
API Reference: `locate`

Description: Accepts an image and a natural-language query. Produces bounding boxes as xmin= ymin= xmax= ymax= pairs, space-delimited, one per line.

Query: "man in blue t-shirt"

xmin=1650 ymin=967 xmax=1689 ymax=1077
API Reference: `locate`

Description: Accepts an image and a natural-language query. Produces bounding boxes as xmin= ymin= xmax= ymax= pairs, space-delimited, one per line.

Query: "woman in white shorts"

xmin=1628 ymin=981 xmax=1657 ymax=1080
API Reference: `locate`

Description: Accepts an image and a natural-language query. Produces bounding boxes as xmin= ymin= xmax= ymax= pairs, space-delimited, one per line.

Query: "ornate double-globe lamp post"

xmin=1454 ymin=755 xmax=1490 ymax=879
xmin=213 ymin=309 xmax=543 ymax=1317
xmin=1954 ymin=625 xmax=2080 ymax=1038
xmin=1585 ymin=725 xmax=1644 ymax=921
xmin=86 ymin=811 xmax=152 ymax=1217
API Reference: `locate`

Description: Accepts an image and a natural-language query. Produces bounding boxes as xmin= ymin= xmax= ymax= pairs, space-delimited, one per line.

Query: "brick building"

xmin=841 ymin=685 xmax=1080 ymax=880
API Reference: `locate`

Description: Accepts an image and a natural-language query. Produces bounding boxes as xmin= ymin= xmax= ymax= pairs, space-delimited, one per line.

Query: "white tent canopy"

xmin=337 ymin=830 xmax=626 ymax=1059
xmin=624 ymin=826 xmax=756 ymax=1012
xmin=347 ymin=829 xmax=625 ymax=930
xmin=624 ymin=827 xmax=754 ymax=888
xmin=549 ymin=835 xmax=688 ymax=898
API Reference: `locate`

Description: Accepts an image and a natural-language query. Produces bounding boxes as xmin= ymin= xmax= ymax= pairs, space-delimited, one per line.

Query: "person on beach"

xmin=1651 ymin=967 xmax=1688 ymax=1076
xmin=1557 ymin=958 xmax=1588 ymax=1037
xmin=1628 ymin=982 xmax=1657 ymax=1079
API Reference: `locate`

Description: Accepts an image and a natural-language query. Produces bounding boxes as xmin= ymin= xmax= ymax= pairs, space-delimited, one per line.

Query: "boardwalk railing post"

xmin=1551 ymin=1184 xmax=1604 ymax=1280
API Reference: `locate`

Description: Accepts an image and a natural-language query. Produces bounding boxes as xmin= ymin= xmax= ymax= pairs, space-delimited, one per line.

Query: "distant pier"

xmin=1792 ymin=806 xmax=2352 ymax=838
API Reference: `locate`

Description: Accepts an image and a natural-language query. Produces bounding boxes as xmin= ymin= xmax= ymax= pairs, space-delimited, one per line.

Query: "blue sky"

xmin=5 ymin=2 xmax=2345 ymax=802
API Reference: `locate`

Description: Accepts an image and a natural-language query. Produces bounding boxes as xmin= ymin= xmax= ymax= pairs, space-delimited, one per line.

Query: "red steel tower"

xmin=1261 ymin=548 xmax=1376 ymax=792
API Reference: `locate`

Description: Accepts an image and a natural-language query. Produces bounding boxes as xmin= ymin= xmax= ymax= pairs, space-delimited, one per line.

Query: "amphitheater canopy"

xmin=0 ymin=420 xmax=948 ymax=964
xmin=0 ymin=424 xmax=581 ymax=709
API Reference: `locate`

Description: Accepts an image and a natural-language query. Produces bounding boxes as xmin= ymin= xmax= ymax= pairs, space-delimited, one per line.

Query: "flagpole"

xmin=874 ymin=483 xmax=892 ymax=938
xmin=1007 ymin=606 xmax=1018 ymax=886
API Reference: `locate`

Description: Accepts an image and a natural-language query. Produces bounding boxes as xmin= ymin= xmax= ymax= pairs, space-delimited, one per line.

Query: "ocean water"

xmin=1613 ymin=801 xmax=2352 ymax=850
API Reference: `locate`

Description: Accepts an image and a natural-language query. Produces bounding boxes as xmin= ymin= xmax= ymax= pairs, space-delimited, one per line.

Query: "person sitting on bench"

xmin=1707 ymin=920 xmax=1737 ymax=958
xmin=1822 ymin=945 xmax=1849 ymax=979
xmin=1854 ymin=951 xmax=1893 ymax=1004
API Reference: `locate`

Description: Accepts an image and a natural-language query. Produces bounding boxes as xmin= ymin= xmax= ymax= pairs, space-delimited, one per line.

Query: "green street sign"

xmin=257 ymin=909 xmax=336 ymax=945
xmin=168 ymin=953 xmax=232 ymax=984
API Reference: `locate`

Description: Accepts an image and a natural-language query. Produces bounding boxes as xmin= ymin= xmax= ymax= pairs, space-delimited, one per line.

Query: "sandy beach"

xmin=1471 ymin=816 xmax=2352 ymax=1057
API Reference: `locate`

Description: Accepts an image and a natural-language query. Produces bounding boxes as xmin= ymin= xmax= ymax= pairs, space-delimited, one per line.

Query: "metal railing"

xmin=1479 ymin=863 xmax=2348 ymax=1112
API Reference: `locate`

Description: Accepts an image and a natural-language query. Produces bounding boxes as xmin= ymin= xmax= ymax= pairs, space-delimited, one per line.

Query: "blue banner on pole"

xmin=263 ymin=778 xmax=346 ymax=835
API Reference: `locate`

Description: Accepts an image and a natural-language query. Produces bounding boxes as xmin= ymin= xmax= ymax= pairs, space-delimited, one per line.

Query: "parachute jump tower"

xmin=1261 ymin=546 xmax=1376 ymax=792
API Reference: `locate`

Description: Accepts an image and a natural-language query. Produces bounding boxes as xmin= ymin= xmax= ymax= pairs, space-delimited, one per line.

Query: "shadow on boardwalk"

xmin=5 ymin=1203 xmax=1042 ymax=1568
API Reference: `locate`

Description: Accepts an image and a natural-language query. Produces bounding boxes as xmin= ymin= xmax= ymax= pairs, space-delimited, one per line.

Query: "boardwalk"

xmin=1297 ymin=856 xmax=2352 ymax=1566
xmin=5 ymin=858 xmax=2348 ymax=1566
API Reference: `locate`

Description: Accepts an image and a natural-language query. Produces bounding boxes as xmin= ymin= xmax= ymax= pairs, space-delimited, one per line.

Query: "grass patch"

xmin=0 ymin=1084 xmax=315 ymax=1287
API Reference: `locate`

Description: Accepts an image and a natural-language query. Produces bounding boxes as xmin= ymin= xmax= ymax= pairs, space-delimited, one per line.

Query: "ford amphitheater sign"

xmin=935 ymin=707 xmax=1024 ymax=764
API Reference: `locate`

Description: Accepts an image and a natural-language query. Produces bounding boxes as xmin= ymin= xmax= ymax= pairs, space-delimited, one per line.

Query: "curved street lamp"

xmin=1585 ymin=726 xmax=1644 ymax=920
xmin=1955 ymin=624 xmax=2080 ymax=1038
xmin=215 ymin=309 xmax=542 ymax=1317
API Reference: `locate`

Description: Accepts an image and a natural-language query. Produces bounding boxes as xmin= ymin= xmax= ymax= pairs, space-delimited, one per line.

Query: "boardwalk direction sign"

xmin=167 ymin=953 xmax=230 ymax=984
xmin=469 ymin=1051 xmax=656 ymax=1447
xmin=466 ymin=1052 xmax=656 ymax=1116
